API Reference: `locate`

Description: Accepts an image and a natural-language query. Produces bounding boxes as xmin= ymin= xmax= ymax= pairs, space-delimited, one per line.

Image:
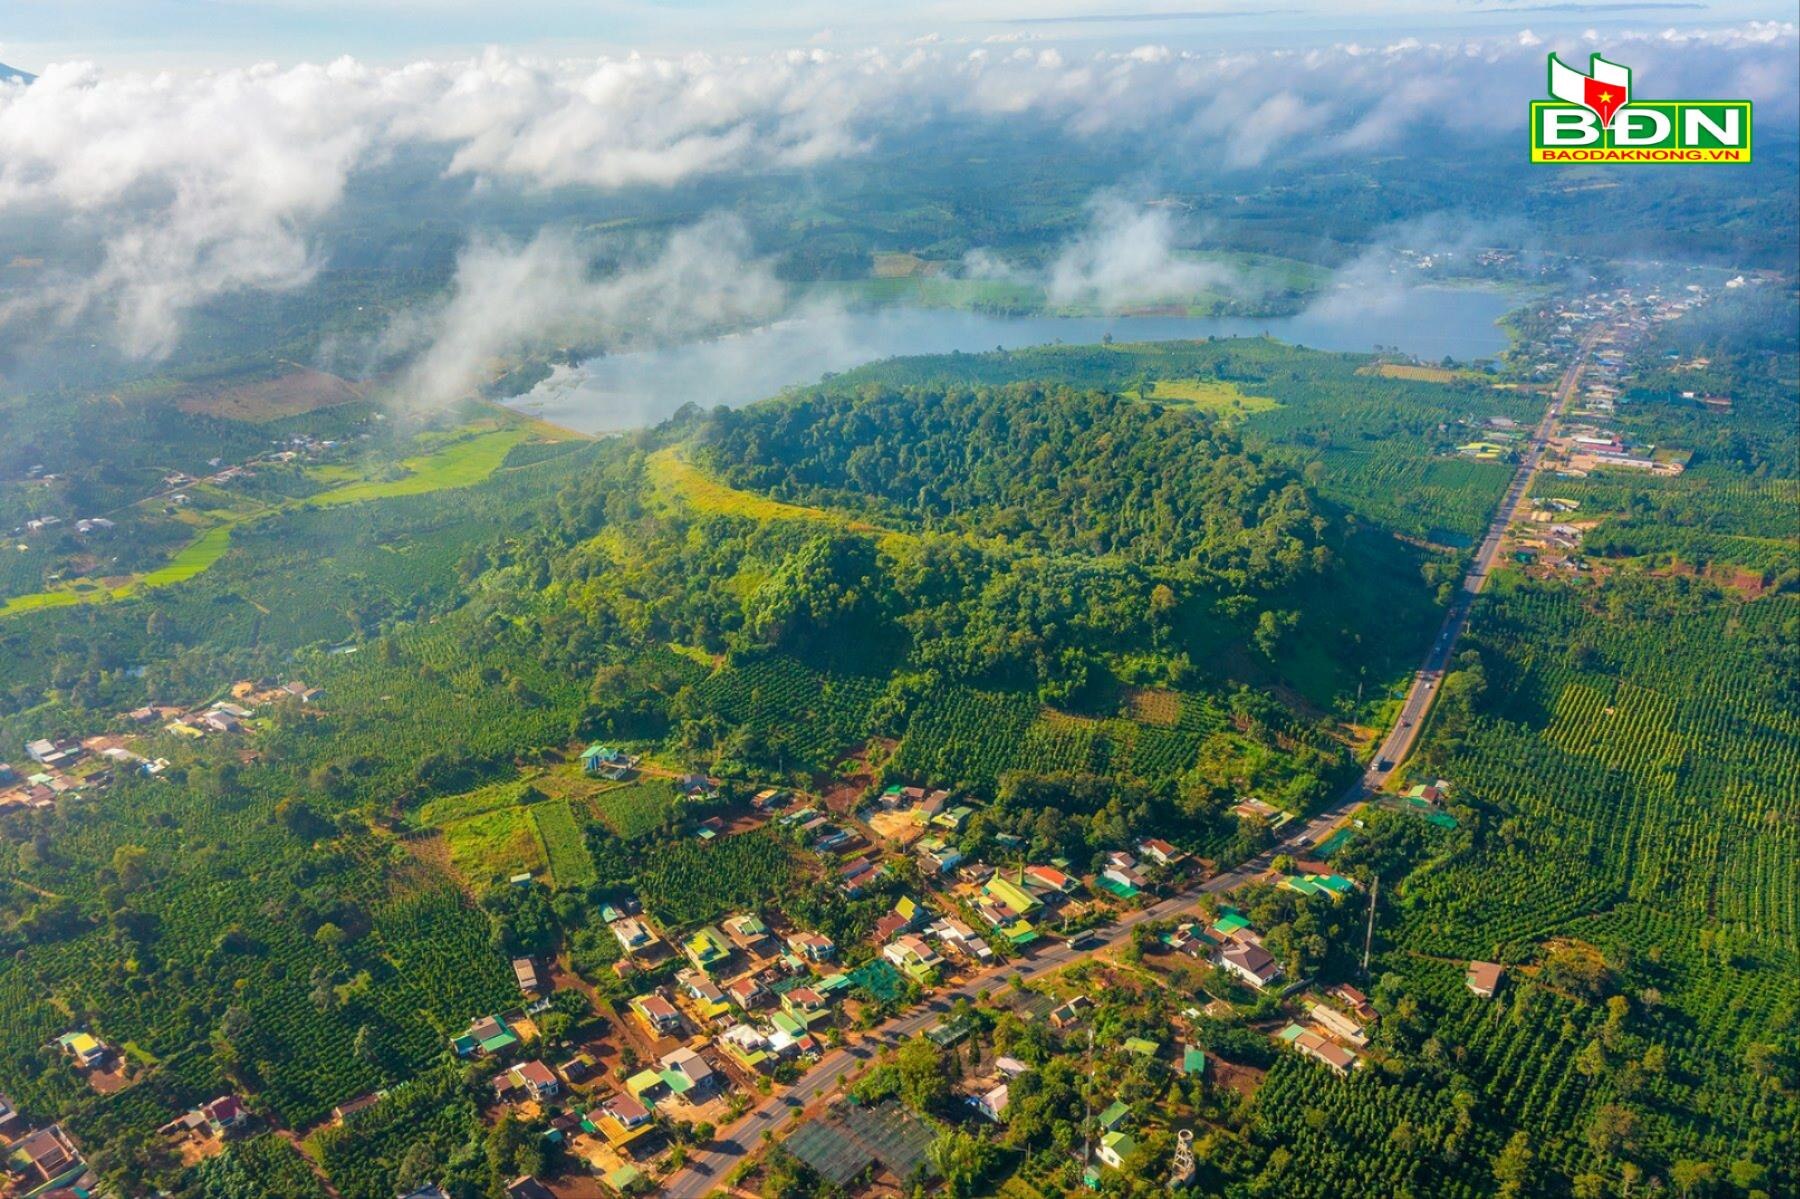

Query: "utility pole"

xmin=1361 ymin=875 xmax=1379 ymax=978
xmin=1082 ymin=1026 xmax=1094 ymax=1171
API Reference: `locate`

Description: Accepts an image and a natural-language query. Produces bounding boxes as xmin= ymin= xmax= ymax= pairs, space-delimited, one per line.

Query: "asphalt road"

xmin=658 ymin=333 xmax=1598 ymax=1198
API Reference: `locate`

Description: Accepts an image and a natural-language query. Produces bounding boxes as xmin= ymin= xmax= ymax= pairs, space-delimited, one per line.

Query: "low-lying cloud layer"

xmin=385 ymin=214 xmax=785 ymax=410
xmin=965 ymin=194 xmax=1234 ymax=309
xmin=0 ymin=23 xmax=1793 ymax=358
xmin=1045 ymin=195 xmax=1230 ymax=308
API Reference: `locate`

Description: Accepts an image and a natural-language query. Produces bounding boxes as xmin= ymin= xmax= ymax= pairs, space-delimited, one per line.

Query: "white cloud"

xmin=0 ymin=24 xmax=1792 ymax=356
xmin=386 ymin=213 xmax=785 ymax=410
xmin=1046 ymin=195 xmax=1230 ymax=309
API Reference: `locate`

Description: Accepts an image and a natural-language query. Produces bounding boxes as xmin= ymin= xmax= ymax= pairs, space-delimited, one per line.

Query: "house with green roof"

xmin=983 ymin=875 xmax=1041 ymax=917
xmin=1182 ymin=1045 xmax=1207 ymax=1076
xmin=604 ymin=1163 xmax=647 ymax=1195
xmin=452 ymin=1014 xmax=518 ymax=1058
xmin=1097 ymin=1100 xmax=1130 ymax=1131
xmin=1212 ymin=908 xmax=1252 ymax=936
xmin=683 ymin=925 xmax=732 ymax=973
xmin=624 ymin=1069 xmax=668 ymax=1103
xmin=1098 ymin=1128 xmax=1138 ymax=1166
xmin=1122 ymin=1037 xmax=1160 ymax=1059
xmin=1282 ymin=873 xmax=1356 ymax=899
xmin=1000 ymin=919 xmax=1039 ymax=946
xmin=581 ymin=744 xmax=634 ymax=779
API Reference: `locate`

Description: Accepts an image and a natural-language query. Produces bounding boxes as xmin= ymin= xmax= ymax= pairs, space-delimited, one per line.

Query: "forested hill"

xmin=696 ymin=381 xmax=1328 ymax=587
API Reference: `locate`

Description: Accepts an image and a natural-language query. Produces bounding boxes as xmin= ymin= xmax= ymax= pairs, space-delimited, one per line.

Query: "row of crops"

xmin=634 ymin=828 xmax=801 ymax=930
xmin=530 ymin=798 xmax=597 ymax=886
xmin=690 ymin=651 xmax=886 ymax=768
xmin=1386 ymin=570 xmax=1799 ymax=1189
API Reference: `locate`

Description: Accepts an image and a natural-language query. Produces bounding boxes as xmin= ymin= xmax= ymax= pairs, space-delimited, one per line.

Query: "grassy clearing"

xmin=531 ymin=800 xmax=596 ymax=887
xmin=1139 ymin=378 xmax=1282 ymax=417
xmin=1358 ymin=362 xmax=1476 ymax=383
xmin=310 ymin=426 xmax=531 ymax=506
xmin=420 ymin=778 xmax=541 ymax=826
xmin=647 ymin=447 xmax=848 ymax=525
xmin=594 ymin=779 xmax=682 ymax=840
xmin=441 ymin=806 xmax=546 ymax=887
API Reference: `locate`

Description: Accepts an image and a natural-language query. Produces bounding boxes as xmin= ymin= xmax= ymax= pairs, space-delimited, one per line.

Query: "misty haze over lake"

xmin=508 ymin=285 xmax=1516 ymax=434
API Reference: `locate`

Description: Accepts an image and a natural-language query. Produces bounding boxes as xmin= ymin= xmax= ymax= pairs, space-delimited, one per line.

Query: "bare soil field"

xmin=177 ymin=366 xmax=363 ymax=422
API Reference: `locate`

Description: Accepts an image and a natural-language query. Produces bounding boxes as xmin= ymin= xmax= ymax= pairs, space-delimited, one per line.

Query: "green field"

xmin=1 ymin=423 xmax=541 ymax=618
xmin=1139 ymin=377 xmax=1282 ymax=417
xmin=439 ymin=805 xmax=546 ymax=886
xmin=309 ymin=425 xmax=533 ymax=506
xmin=532 ymin=798 xmax=597 ymax=887
xmin=593 ymin=779 xmax=683 ymax=840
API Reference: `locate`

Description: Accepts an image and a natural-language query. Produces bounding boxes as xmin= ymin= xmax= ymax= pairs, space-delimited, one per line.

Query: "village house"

xmin=786 ymin=931 xmax=836 ymax=962
xmin=453 ymin=1015 xmax=519 ymax=1058
xmin=882 ymin=934 xmax=944 ymax=982
xmin=1329 ymin=983 xmax=1379 ymax=1024
xmin=611 ymin=916 xmax=657 ymax=955
xmin=26 ymin=738 xmax=81 ymax=769
xmin=722 ymin=912 xmax=776 ymax=956
xmin=968 ymin=1081 xmax=1010 ymax=1123
xmin=1279 ymin=1024 xmax=1357 ymax=1075
xmin=873 ymin=896 xmax=923 ymax=943
xmin=751 ymin=787 xmax=788 ymax=812
xmin=1100 ymin=853 xmax=1148 ymax=893
xmin=675 ymin=773 xmax=720 ymax=801
xmin=838 ymin=855 xmax=882 ymax=896
xmin=683 ymin=925 xmax=733 ymax=973
xmin=1220 ymin=942 xmax=1283 ymax=990
xmin=332 ymin=1091 xmax=386 ymax=1123
xmin=579 ymin=744 xmax=635 ymax=779
xmin=677 ymin=970 xmax=732 ymax=1022
xmin=506 ymin=1178 xmax=555 ymax=1199
xmin=10 ymin=1124 xmax=82 ymax=1185
xmin=780 ymin=986 xmax=830 ymax=1025
xmin=955 ymin=860 xmax=995 ymax=885
xmin=1466 ymin=960 xmax=1505 ymax=998
xmin=1309 ymin=1003 xmax=1368 ymax=1047
xmin=630 ymin=993 xmax=683 ymax=1036
xmin=929 ymin=917 xmax=994 ymax=963
xmin=1163 ymin=922 xmax=1220 ymax=960
xmin=1023 ymin=864 xmax=1077 ymax=898
xmin=1097 ymin=1129 xmax=1138 ymax=1168
xmin=657 ymin=1047 xmax=718 ymax=1098
xmin=915 ymin=835 xmax=964 ymax=875
xmin=1136 ymin=838 xmax=1184 ymax=867
xmin=585 ymin=1092 xmax=658 ymax=1158
xmin=1047 ymin=995 xmax=1092 ymax=1030
xmin=512 ymin=956 xmax=546 ymax=997
xmin=726 ymin=975 xmax=770 ymax=1010
xmin=57 ymin=1031 xmax=109 ymax=1069
xmin=199 ymin=1094 xmax=248 ymax=1135
xmin=493 ymin=1059 xmax=560 ymax=1103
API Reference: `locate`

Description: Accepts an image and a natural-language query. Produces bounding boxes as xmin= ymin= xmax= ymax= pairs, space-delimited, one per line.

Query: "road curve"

xmin=658 ymin=331 xmax=1598 ymax=1197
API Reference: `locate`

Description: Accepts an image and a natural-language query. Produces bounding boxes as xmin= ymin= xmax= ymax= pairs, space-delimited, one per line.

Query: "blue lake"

xmin=509 ymin=284 xmax=1517 ymax=434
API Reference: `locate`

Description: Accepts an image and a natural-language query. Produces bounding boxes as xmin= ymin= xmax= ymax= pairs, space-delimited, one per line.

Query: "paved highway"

xmin=659 ymin=332 xmax=1598 ymax=1197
